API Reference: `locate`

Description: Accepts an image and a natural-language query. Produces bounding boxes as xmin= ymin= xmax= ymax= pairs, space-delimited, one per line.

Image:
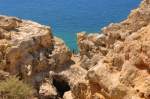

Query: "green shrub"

xmin=0 ymin=76 xmax=34 ymax=99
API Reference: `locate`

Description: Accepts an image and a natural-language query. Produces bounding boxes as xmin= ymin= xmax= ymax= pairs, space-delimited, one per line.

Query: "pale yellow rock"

xmin=0 ymin=16 xmax=72 ymax=90
xmin=63 ymin=91 xmax=73 ymax=99
xmin=73 ymin=0 xmax=150 ymax=99
xmin=39 ymin=79 xmax=57 ymax=98
xmin=0 ymin=0 xmax=150 ymax=99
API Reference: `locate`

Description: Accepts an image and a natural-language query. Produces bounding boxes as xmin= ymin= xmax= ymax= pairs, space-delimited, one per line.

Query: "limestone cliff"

xmin=0 ymin=15 xmax=72 ymax=98
xmin=75 ymin=0 xmax=150 ymax=99
xmin=0 ymin=0 xmax=150 ymax=99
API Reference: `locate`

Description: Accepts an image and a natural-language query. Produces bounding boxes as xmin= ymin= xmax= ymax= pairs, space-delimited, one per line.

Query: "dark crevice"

xmin=52 ymin=77 xmax=70 ymax=98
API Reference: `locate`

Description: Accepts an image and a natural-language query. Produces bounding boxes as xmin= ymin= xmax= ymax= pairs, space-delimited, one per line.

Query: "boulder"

xmin=63 ymin=91 xmax=73 ymax=99
xmin=39 ymin=78 xmax=57 ymax=99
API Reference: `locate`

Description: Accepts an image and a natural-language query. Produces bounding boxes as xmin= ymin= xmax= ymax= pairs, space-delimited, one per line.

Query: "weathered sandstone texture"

xmin=0 ymin=15 xmax=72 ymax=98
xmin=0 ymin=0 xmax=150 ymax=99
xmin=75 ymin=0 xmax=150 ymax=99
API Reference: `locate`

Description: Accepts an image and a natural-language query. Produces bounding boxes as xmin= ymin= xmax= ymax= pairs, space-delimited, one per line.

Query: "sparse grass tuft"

xmin=0 ymin=76 xmax=34 ymax=99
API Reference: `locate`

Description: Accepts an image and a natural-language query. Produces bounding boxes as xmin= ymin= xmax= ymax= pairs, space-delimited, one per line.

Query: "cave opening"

xmin=53 ymin=76 xmax=70 ymax=98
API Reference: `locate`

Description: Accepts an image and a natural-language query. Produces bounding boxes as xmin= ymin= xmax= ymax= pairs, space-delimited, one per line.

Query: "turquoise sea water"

xmin=0 ymin=0 xmax=140 ymax=50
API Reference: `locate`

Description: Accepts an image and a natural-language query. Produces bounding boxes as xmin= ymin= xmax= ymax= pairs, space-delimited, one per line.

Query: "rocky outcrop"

xmin=0 ymin=15 xmax=71 ymax=74
xmin=1 ymin=0 xmax=150 ymax=99
xmin=48 ymin=65 xmax=87 ymax=98
xmin=0 ymin=70 xmax=9 ymax=81
xmin=63 ymin=91 xmax=73 ymax=99
xmin=0 ymin=15 xmax=72 ymax=98
xmin=39 ymin=78 xmax=57 ymax=99
xmin=77 ymin=0 xmax=150 ymax=70
xmin=75 ymin=0 xmax=150 ymax=99
xmin=77 ymin=32 xmax=107 ymax=70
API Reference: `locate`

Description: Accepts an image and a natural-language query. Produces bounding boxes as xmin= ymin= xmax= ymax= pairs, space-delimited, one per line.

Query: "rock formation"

xmin=0 ymin=0 xmax=150 ymax=99
xmin=75 ymin=0 xmax=150 ymax=99
xmin=0 ymin=15 xmax=72 ymax=98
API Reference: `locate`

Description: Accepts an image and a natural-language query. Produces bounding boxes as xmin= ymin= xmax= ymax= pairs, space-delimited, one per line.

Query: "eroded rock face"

xmin=48 ymin=65 xmax=87 ymax=98
xmin=77 ymin=0 xmax=150 ymax=70
xmin=0 ymin=0 xmax=150 ymax=99
xmin=0 ymin=16 xmax=54 ymax=75
xmin=0 ymin=15 xmax=72 ymax=98
xmin=74 ymin=0 xmax=150 ymax=99
xmin=39 ymin=78 xmax=57 ymax=99
xmin=50 ymin=37 xmax=72 ymax=68
xmin=63 ymin=91 xmax=73 ymax=99
xmin=0 ymin=70 xmax=9 ymax=81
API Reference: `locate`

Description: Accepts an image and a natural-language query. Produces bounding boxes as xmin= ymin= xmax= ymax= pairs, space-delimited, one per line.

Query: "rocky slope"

xmin=0 ymin=15 xmax=72 ymax=98
xmin=76 ymin=0 xmax=150 ymax=99
xmin=0 ymin=0 xmax=150 ymax=99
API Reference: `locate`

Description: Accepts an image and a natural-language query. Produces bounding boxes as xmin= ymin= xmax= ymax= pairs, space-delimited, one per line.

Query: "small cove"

xmin=0 ymin=0 xmax=141 ymax=50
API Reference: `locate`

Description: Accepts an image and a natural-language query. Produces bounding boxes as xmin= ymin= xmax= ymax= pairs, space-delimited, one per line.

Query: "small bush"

xmin=0 ymin=76 xmax=34 ymax=99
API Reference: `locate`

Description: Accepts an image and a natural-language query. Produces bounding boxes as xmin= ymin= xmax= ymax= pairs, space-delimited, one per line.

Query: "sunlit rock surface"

xmin=75 ymin=0 xmax=150 ymax=99
xmin=0 ymin=0 xmax=150 ymax=99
